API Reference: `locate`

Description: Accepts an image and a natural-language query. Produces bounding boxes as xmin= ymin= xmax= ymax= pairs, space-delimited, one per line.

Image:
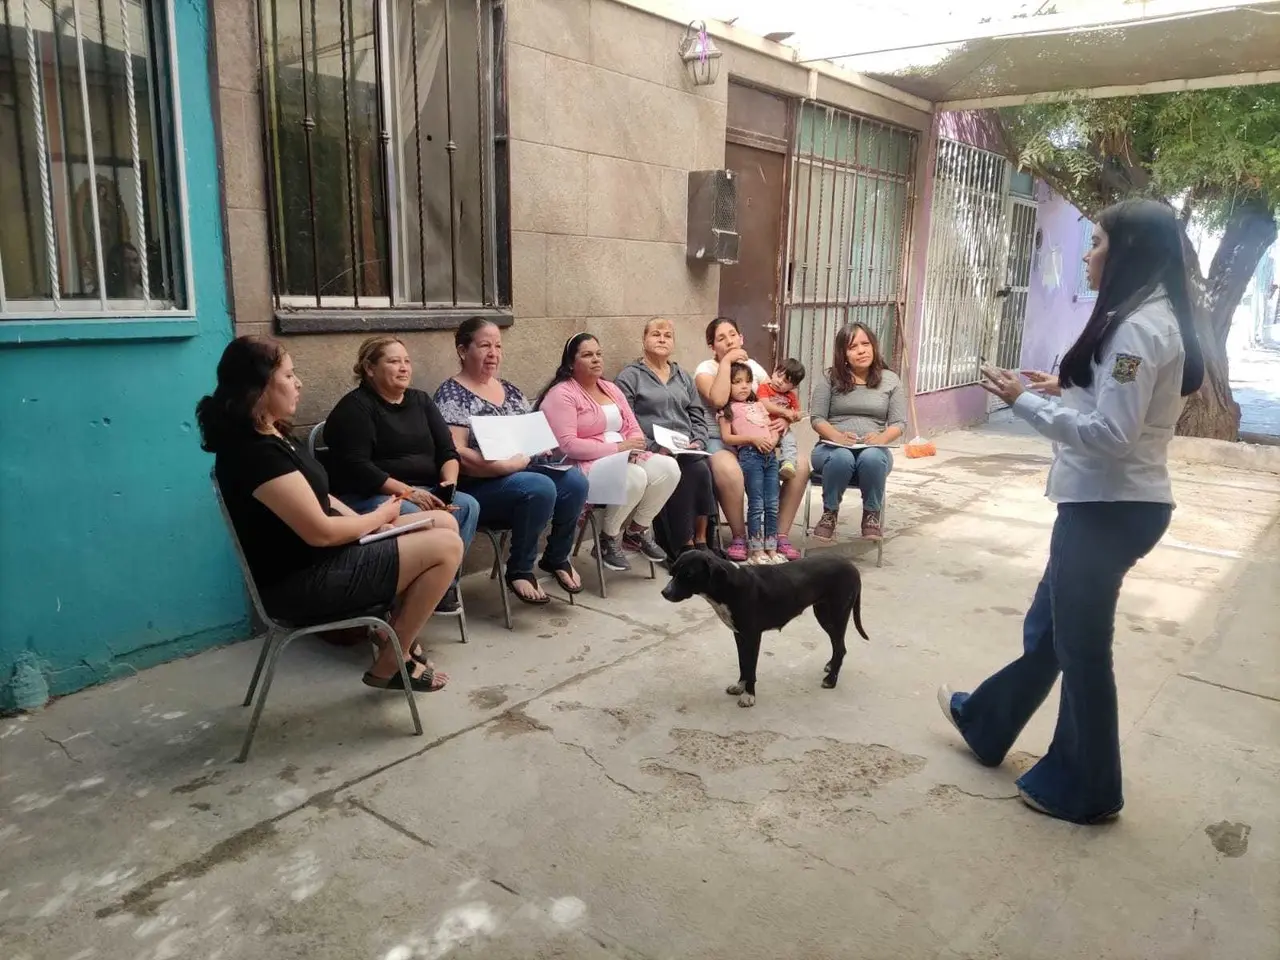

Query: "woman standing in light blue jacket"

xmin=939 ymin=199 xmax=1204 ymax=825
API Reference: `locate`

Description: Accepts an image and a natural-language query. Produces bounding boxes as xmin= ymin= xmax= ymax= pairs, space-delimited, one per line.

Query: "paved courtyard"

xmin=1 ymin=425 xmax=1277 ymax=960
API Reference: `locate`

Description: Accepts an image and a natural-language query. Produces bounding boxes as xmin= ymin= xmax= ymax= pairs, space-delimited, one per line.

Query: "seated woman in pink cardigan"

xmin=536 ymin=333 xmax=680 ymax=572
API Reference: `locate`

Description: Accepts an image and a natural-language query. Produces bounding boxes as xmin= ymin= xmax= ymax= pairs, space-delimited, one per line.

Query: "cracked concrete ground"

xmin=2 ymin=423 xmax=1278 ymax=960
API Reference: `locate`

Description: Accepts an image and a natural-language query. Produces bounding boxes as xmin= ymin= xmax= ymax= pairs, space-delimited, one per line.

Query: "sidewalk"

xmin=1230 ymin=340 xmax=1280 ymax=440
xmin=2 ymin=425 xmax=1277 ymax=960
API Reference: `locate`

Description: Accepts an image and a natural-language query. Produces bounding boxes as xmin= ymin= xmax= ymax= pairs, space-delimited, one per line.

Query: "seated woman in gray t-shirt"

xmin=809 ymin=323 xmax=907 ymax=541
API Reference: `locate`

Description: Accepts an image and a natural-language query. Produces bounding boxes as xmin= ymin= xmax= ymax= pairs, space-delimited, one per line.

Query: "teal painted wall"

xmin=0 ymin=0 xmax=248 ymax=707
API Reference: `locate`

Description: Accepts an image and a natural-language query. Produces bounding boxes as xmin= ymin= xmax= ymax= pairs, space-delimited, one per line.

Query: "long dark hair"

xmin=196 ymin=336 xmax=288 ymax=453
xmin=829 ymin=322 xmax=886 ymax=392
xmin=534 ymin=333 xmax=598 ymax=409
xmin=1060 ymin=199 xmax=1203 ymax=395
xmin=719 ymin=361 xmax=757 ymax=418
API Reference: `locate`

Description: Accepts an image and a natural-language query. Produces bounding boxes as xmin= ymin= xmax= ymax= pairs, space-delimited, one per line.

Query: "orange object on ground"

xmin=904 ymin=436 xmax=936 ymax=458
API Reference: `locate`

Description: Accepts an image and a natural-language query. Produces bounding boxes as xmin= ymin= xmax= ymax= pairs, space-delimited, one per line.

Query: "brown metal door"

xmin=719 ymin=142 xmax=787 ymax=367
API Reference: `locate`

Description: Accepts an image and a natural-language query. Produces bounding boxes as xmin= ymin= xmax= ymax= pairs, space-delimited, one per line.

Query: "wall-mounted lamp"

xmin=678 ymin=20 xmax=722 ymax=87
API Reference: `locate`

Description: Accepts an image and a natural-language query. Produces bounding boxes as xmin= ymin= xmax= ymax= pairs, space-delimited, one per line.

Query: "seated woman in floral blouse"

xmin=433 ymin=318 xmax=590 ymax=604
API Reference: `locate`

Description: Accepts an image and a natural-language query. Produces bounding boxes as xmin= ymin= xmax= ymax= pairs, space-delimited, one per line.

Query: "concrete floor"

xmin=2 ymin=425 xmax=1278 ymax=960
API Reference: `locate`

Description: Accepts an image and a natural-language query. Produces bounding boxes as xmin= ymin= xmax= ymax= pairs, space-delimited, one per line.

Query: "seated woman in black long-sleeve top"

xmin=324 ymin=336 xmax=481 ymax=612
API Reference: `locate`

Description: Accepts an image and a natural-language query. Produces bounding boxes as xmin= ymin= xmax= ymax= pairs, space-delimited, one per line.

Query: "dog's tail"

xmin=852 ymin=587 xmax=870 ymax=641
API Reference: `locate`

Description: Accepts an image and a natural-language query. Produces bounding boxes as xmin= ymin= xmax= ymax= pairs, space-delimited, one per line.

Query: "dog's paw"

xmin=726 ymin=683 xmax=746 ymax=696
xmin=737 ymin=693 xmax=756 ymax=708
xmin=821 ymin=675 xmax=838 ymax=689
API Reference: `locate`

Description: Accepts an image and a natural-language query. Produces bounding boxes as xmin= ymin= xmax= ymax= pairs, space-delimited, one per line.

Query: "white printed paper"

xmin=470 ymin=412 xmax=558 ymax=461
xmin=359 ymin=516 xmax=436 ymax=545
xmin=652 ymin=424 xmax=712 ymax=457
xmin=816 ymin=440 xmax=891 ymax=451
xmin=586 ymin=451 xmax=631 ymax=505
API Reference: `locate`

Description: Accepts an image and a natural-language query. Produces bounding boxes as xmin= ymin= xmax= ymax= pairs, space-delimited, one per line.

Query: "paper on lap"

xmin=652 ymin=424 xmax=712 ymax=457
xmin=358 ymin=516 xmax=435 ymax=545
xmin=470 ymin=412 xmax=558 ymax=460
xmin=586 ymin=451 xmax=631 ymax=504
xmin=816 ymin=440 xmax=892 ymax=451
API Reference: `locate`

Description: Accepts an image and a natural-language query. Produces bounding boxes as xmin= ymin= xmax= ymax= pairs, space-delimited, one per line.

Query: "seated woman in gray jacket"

xmin=615 ymin=317 xmax=717 ymax=555
xmin=809 ymin=322 xmax=907 ymax=542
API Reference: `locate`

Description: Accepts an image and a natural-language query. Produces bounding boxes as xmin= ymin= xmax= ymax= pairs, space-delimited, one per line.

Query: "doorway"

xmin=718 ymin=83 xmax=790 ymax=367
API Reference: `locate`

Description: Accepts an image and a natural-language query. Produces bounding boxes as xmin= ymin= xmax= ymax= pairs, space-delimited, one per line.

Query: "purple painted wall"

xmin=1021 ymin=183 xmax=1093 ymax=375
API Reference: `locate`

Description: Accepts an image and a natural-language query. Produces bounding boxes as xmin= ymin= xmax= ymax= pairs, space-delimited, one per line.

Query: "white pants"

xmin=602 ymin=455 xmax=681 ymax=537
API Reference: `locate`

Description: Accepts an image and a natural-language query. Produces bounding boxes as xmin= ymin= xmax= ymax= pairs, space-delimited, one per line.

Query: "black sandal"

xmin=504 ymin=570 xmax=551 ymax=605
xmin=538 ymin=557 xmax=584 ymax=595
xmin=362 ymin=663 xmax=447 ymax=692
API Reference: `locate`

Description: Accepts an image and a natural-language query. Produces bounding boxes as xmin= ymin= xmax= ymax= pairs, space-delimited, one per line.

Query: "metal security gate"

xmin=783 ymin=103 xmax=917 ymax=385
xmin=917 ymin=138 xmax=1012 ymax=393
xmin=993 ymin=198 xmax=1038 ymax=369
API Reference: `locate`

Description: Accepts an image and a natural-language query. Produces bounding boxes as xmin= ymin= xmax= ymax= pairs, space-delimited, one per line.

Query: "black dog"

xmin=660 ymin=550 xmax=869 ymax=707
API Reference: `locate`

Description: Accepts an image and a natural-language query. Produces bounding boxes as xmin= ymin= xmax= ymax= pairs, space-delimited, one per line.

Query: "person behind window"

xmin=434 ymin=318 xmax=590 ymax=604
xmin=615 ymin=317 xmax=717 ymax=557
xmin=324 ymin=336 xmax=479 ymax=614
xmin=940 ymin=198 xmax=1205 ymax=824
xmin=808 ymin=322 xmax=906 ymax=541
xmin=693 ymin=317 xmax=810 ymax=562
xmin=717 ymin=363 xmax=782 ymax=565
xmin=197 ymin=336 xmax=461 ymax=692
xmin=536 ymin=333 xmax=679 ymax=573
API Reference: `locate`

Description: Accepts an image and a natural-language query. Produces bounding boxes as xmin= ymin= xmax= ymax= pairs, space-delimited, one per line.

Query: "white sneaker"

xmin=937 ymin=685 xmax=961 ymax=733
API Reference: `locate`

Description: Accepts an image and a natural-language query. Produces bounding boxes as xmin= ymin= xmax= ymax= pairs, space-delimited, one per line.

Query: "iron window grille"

xmin=258 ymin=0 xmax=509 ymax=317
xmin=0 ymin=0 xmax=187 ymax=318
xmin=783 ymin=102 xmax=918 ymax=385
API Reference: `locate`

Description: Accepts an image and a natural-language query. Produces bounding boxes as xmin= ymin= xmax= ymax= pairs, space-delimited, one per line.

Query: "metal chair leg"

xmin=238 ymin=629 xmax=295 ymax=762
xmin=242 ymin=629 xmax=278 ymax=707
xmin=485 ymin=529 xmax=512 ymax=631
xmin=454 ymin=581 xmax=470 ymax=643
xmin=588 ymin=511 xmax=607 ymax=599
xmin=383 ymin=625 xmax=423 ymax=737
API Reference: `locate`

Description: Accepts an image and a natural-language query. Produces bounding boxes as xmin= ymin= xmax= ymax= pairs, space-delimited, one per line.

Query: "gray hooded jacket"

xmin=615 ymin=358 xmax=710 ymax=450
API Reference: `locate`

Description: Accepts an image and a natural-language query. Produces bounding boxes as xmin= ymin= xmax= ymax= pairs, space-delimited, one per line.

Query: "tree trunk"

xmin=1175 ymin=204 xmax=1277 ymax=440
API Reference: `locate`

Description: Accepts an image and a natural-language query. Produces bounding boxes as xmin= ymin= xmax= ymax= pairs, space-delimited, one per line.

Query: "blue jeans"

xmin=950 ymin=501 xmax=1172 ymax=823
xmin=460 ymin=467 xmax=589 ymax=576
xmin=810 ymin=443 xmax=892 ymax=513
xmin=738 ymin=446 xmax=779 ymax=551
xmin=341 ymin=488 xmax=480 ymax=584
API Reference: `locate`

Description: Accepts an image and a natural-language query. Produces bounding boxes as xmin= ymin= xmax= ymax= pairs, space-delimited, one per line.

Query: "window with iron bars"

xmin=0 ymin=0 xmax=187 ymax=318
xmin=259 ymin=0 xmax=509 ymax=319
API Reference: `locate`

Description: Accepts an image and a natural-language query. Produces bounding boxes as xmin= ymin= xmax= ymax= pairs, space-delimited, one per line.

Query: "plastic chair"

xmin=309 ymin=420 xmax=470 ymax=641
xmin=801 ymin=470 xmax=886 ymax=568
xmin=572 ymin=507 xmax=657 ymax=598
xmin=211 ymin=471 xmax=422 ymax=762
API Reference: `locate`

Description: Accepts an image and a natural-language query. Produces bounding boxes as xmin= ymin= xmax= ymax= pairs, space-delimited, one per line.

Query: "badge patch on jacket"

xmin=1110 ymin=353 xmax=1142 ymax=384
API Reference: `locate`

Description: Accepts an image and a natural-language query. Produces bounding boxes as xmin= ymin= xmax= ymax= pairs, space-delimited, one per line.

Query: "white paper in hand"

xmin=470 ymin=412 xmax=558 ymax=461
xmin=652 ymin=424 xmax=712 ymax=457
xmin=586 ymin=451 xmax=631 ymax=505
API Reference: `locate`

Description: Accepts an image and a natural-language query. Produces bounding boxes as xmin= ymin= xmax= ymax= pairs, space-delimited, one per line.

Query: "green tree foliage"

xmin=991 ymin=86 xmax=1280 ymax=439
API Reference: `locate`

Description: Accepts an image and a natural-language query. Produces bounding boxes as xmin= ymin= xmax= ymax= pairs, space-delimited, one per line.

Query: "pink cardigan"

xmin=541 ymin=378 xmax=652 ymax=474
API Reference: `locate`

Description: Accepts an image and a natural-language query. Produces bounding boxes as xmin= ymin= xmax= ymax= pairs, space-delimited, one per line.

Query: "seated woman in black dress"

xmin=197 ymin=336 xmax=462 ymax=692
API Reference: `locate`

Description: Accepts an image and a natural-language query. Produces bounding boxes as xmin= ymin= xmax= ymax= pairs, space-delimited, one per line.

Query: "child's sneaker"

xmin=776 ymin=536 xmax=800 ymax=561
xmin=779 ymin=459 xmax=796 ymax=481
xmin=726 ymin=537 xmax=748 ymax=562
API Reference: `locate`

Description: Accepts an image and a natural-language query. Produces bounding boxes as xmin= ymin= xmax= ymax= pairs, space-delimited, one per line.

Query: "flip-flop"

xmin=504 ymin=571 xmax=551 ymax=605
xmin=362 ymin=664 xmax=447 ymax=692
xmin=538 ymin=557 xmax=583 ymax=595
